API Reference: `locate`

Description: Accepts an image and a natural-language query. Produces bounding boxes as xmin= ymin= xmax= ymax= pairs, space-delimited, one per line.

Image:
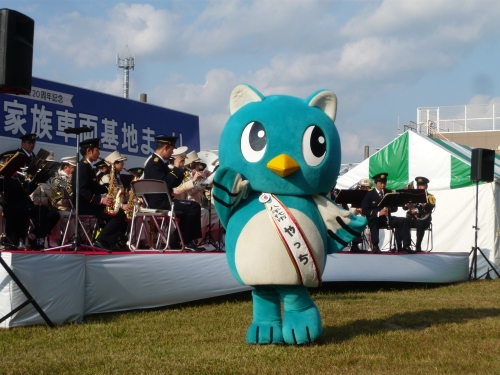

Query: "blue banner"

xmin=0 ymin=77 xmax=200 ymax=156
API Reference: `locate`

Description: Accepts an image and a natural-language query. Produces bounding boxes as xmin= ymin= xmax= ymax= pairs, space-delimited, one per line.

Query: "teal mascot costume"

xmin=213 ymin=84 xmax=367 ymax=345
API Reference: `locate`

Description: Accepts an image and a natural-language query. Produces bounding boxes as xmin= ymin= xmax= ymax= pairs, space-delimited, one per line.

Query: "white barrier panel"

xmin=0 ymin=253 xmax=85 ymax=328
xmin=84 ymin=253 xmax=251 ymax=314
xmin=323 ymin=252 xmax=469 ymax=283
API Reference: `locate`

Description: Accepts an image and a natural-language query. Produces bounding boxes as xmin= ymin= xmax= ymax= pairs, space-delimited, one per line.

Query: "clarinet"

xmin=381 ymin=190 xmax=391 ymax=229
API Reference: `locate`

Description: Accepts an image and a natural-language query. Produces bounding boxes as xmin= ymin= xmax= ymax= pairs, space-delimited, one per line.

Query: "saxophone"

xmin=123 ymin=167 xmax=139 ymax=220
xmin=125 ymin=188 xmax=135 ymax=220
xmin=105 ymin=164 xmax=124 ymax=216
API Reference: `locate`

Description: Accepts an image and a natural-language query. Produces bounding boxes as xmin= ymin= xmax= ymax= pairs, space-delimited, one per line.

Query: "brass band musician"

xmin=143 ymin=135 xmax=203 ymax=251
xmin=404 ymin=176 xmax=435 ymax=252
xmin=361 ymin=172 xmax=412 ymax=253
xmin=72 ymin=138 xmax=128 ymax=252
xmin=2 ymin=152 xmax=60 ymax=250
xmin=173 ymin=150 xmax=220 ymax=245
xmin=350 ymin=178 xmax=372 ymax=252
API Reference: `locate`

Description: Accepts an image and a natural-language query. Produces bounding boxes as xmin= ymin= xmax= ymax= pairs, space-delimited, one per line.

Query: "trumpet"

xmin=184 ymin=166 xmax=205 ymax=183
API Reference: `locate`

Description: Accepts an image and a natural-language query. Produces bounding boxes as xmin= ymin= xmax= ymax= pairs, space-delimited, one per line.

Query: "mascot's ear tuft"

xmin=307 ymin=90 xmax=337 ymax=122
xmin=230 ymin=84 xmax=264 ymax=115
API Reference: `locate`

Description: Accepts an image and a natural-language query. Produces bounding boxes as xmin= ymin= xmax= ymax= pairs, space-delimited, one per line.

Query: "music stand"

xmin=32 ymin=161 xmax=61 ymax=184
xmin=0 ymin=152 xmax=54 ymax=327
xmin=25 ymin=148 xmax=51 ymax=177
xmin=44 ymin=127 xmax=95 ymax=253
xmin=334 ymin=189 xmax=368 ymax=208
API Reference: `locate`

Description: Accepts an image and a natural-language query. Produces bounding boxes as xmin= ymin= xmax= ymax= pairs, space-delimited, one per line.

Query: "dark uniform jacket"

xmin=72 ymin=158 xmax=108 ymax=210
xmin=361 ymin=188 xmax=398 ymax=222
xmin=4 ymin=175 xmax=35 ymax=208
xmin=143 ymin=153 xmax=183 ymax=209
xmin=17 ymin=148 xmax=35 ymax=165
xmin=404 ymin=192 xmax=436 ymax=220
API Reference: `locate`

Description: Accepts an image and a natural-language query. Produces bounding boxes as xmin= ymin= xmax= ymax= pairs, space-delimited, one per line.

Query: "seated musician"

xmin=52 ymin=156 xmax=76 ymax=209
xmin=45 ymin=156 xmax=77 ymax=247
xmin=173 ymin=150 xmax=220 ymax=245
xmin=350 ymin=178 xmax=372 ymax=252
xmin=143 ymin=135 xmax=203 ymax=251
xmin=405 ymin=176 xmax=435 ymax=252
xmin=71 ymin=139 xmax=128 ymax=252
xmin=361 ymin=172 xmax=412 ymax=253
xmin=2 ymin=150 xmax=60 ymax=250
xmin=30 ymin=155 xmax=75 ymax=210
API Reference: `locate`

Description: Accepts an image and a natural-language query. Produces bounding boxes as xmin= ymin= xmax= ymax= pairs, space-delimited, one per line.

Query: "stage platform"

xmin=0 ymin=250 xmax=469 ymax=328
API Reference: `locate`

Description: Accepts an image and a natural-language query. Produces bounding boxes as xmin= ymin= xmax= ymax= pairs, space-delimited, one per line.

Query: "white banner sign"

xmin=14 ymin=86 xmax=74 ymax=108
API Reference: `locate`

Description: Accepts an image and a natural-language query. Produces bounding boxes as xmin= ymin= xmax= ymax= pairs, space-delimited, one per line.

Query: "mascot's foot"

xmin=246 ymin=321 xmax=284 ymax=344
xmin=282 ymin=304 xmax=322 ymax=345
xmin=277 ymin=285 xmax=322 ymax=345
xmin=247 ymin=287 xmax=284 ymax=344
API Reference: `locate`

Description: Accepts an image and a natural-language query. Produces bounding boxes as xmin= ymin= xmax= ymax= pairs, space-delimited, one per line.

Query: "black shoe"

xmin=350 ymin=244 xmax=362 ymax=253
xmin=372 ymin=244 xmax=381 ymax=254
xmin=404 ymin=247 xmax=416 ymax=254
xmin=168 ymin=240 xmax=182 ymax=250
xmin=93 ymin=240 xmax=112 ymax=253
xmin=185 ymin=241 xmax=205 ymax=252
xmin=415 ymin=246 xmax=422 ymax=252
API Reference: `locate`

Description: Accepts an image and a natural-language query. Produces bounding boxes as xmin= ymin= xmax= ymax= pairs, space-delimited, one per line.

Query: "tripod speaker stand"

xmin=469 ymin=148 xmax=500 ymax=280
xmin=469 ymin=180 xmax=500 ymax=280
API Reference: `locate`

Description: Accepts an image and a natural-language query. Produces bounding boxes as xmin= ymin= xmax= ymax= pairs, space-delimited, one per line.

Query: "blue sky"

xmin=6 ymin=0 xmax=500 ymax=162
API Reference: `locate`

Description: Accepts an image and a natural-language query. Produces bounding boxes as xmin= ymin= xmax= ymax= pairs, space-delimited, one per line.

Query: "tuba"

xmin=104 ymin=164 xmax=124 ymax=216
xmin=49 ymin=174 xmax=73 ymax=208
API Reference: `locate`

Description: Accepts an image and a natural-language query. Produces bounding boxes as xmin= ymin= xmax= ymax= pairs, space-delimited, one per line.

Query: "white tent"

xmin=337 ymin=131 xmax=500 ymax=279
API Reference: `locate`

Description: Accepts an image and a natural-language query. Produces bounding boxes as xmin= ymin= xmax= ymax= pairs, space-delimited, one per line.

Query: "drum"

xmin=198 ymin=150 xmax=219 ymax=173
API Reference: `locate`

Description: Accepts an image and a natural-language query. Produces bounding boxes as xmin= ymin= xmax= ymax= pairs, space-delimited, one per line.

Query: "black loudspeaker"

xmin=470 ymin=148 xmax=495 ymax=182
xmin=0 ymin=9 xmax=34 ymax=95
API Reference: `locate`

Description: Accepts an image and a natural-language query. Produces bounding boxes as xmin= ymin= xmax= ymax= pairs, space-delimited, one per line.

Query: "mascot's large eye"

xmin=302 ymin=125 xmax=326 ymax=166
xmin=241 ymin=121 xmax=267 ymax=162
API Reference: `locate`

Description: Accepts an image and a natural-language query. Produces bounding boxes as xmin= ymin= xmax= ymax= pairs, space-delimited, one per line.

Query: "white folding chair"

xmin=410 ymin=222 xmax=433 ymax=252
xmin=128 ymin=179 xmax=185 ymax=252
xmin=59 ymin=188 xmax=98 ymax=246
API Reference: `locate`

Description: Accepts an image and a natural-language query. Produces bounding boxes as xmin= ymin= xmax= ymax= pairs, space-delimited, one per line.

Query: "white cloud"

xmin=36 ymin=3 xmax=180 ymax=68
xmin=85 ymin=74 xmax=124 ymax=96
xmin=183 ymin=0 xmax=338 ymax=57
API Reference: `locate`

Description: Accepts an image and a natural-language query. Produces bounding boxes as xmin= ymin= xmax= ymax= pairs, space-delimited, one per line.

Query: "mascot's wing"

xmin=212 ymin=166 xmax=250 ymax=228
xmin=312 ymin=194 xmax=367 ymax=254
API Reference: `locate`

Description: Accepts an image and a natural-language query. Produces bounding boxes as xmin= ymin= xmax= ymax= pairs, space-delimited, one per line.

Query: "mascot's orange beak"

xmin=267 ymin=154 xmax=300 ymax=177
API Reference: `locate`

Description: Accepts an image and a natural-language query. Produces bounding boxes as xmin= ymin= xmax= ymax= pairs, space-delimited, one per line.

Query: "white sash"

xmin=260 ymin=193 xmax=321 ymax=287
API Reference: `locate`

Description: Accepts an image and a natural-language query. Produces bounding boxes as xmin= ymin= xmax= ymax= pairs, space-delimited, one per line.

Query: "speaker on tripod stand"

xmin=469 ymin=148 xmax=500 ymax=280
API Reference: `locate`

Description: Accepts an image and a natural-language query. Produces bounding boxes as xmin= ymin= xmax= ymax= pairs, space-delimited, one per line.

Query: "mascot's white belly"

xmin=234 ymin=208 xmax=325 ymax=285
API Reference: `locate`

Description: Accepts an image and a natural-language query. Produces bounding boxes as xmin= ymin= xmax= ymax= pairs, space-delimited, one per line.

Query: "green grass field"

xmin=1 ymin=280 xmax=500 ymax=374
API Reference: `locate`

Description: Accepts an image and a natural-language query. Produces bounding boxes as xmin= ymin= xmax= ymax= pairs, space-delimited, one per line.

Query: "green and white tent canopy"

xmin=336 ymin=130 xmax=500 ymax=279
xmin=336 ymin=131 xmax=500 ymax=191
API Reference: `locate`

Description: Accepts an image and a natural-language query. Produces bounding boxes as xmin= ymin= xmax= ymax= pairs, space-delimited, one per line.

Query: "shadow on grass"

xmin=320 ymin=307 xmax=500 ymax=344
